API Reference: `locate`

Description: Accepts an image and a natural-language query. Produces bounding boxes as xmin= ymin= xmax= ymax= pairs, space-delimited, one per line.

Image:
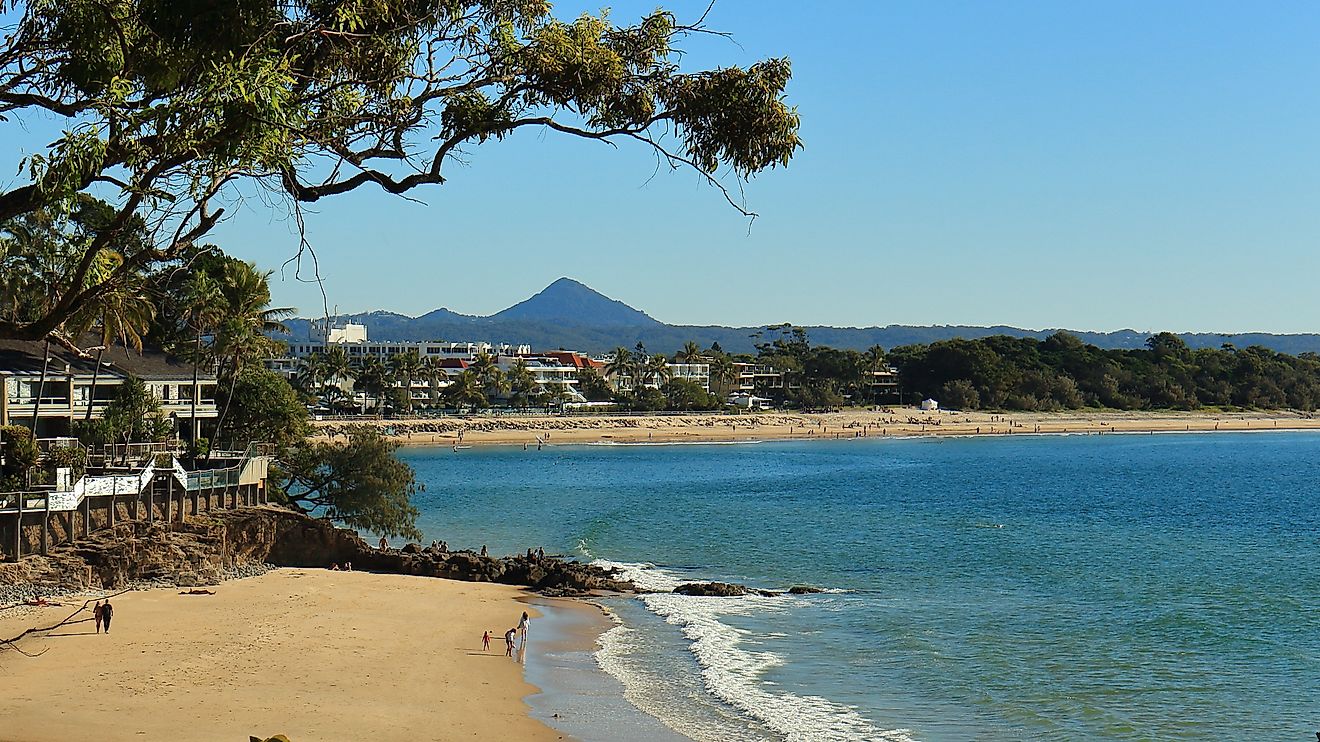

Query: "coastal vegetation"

xmin=733 ymin=326 xmax=1320 ymax=412
xmin=277 ymin=427 xmax=422 ymax=540
xmin=0 ymin=195 xmax=425 ymax=536
xmin=0 ymin=1 xmax=801 ymax=344
xmin=886 ymin=331 xmax=1320 ymax=411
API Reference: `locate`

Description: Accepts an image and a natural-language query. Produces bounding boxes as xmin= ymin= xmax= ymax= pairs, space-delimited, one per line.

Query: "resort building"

xmin=733 ymin=363 xmax=786 ymax=393
xmin=270 ymin=323 xmax=605 ymax=408
xmin=285 ymin=322 xmax=531 ymax=362
xmin=866 ymin=367 xmax=902 ymax=399
xmin=667 ymin=363 xmax=712 ymax=391
xmin=0 ymin=338 xmax=218 ymax=438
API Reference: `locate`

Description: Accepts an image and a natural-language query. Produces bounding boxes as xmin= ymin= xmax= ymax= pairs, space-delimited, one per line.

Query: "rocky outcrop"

xmin=0 ymin=506 xmax=634 ymax=596
xmin=787 ymin=585 xmax=825 ymax=595
xmin=672 ymin=581 xmax=781 ymax=598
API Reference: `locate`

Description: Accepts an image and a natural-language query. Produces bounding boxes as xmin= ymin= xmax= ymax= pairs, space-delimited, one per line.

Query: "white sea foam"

xmin=594 ymin=561 xmax=918 ymax=742
xmin=590 ymin=559 xmax=687 ymax=592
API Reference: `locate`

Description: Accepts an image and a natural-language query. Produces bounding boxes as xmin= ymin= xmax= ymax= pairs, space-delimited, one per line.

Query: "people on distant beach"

xmin=536 ymin=547 xmax=545 ymax=560
xmin=504 ymin=627 xmax=516 ymax=657
xmin=331 ymin=563 xmax=340 ymax=571
xmin=480 ymin=544 xmax=488 ymax=557
xmin=482 ymin=630 xmax=491 ymax=651
xmin=379 ymin=536 xmax=388 ymax=550
xmin=101 ymin=600 xmax=114 ymax=634
xmin=93 ymin=600 xmax=104 ymax=633
xmin=345 ymin=561 xmax=352 ymax=571
xmin=518 ymin=611 xmax=530 ymax=646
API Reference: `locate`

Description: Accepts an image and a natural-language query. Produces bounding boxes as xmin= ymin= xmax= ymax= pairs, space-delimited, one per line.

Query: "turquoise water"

xmin=401 ymin=432 xmax=1320 ymax=740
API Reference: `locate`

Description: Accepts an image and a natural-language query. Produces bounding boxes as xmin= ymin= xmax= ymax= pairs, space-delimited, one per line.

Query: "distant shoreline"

xmin=309 ymin=407 xmax=1320 ymax=448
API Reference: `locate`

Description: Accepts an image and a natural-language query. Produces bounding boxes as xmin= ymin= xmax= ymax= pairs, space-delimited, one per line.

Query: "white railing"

xmin=2 ymin=449 xmax=267 ymax=514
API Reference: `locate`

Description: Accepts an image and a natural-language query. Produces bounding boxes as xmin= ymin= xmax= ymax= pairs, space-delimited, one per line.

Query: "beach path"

xmin=0 ymin=569 xmax=557 ymax=742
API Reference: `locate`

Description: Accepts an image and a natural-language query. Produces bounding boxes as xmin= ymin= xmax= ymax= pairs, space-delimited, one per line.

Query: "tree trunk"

xmin=191 ymin=331 xmax=201 ymax=449
xmin=84 ymin=347 xmax=105 ymax=422
xmin=29 ymin=338 xmax=51 ymax=432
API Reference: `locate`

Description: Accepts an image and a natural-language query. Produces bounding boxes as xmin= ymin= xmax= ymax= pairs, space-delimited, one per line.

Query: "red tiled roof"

xmin=540 ymin=351 xmax=603 ymax=370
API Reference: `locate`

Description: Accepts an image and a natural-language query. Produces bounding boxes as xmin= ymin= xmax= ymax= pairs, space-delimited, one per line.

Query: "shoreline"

xmin=311 ymin=408 xmax=1320 ymax=448
xmin=524 ymin=596 xmax=692 ymax=742
xmin=0 ymin=569 xmax=561 ymax=742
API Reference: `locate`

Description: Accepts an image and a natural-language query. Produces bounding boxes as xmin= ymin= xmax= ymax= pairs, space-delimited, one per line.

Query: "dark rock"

xmin=0 ymin=506 xmax=638 ymax=596
xmin=673 ymin=581 xmax=750 ymax=597
xmin=787 ymin=585 xmax=825 ymax=595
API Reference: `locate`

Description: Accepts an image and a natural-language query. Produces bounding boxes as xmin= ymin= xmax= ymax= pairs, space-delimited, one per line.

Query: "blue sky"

xmin=10 ymin=2 xmax=1320 ymax=332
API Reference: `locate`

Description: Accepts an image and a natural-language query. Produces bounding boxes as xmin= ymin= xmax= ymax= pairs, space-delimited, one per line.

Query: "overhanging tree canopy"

xmin=0 ymin=0 xmax=802 ymax=342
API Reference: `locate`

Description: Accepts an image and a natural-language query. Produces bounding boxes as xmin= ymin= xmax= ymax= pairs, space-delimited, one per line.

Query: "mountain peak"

xmin=489 ymin=278 xmax=660 ymax=327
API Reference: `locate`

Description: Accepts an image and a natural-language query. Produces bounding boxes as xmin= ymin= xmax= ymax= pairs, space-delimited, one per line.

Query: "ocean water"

xmin=400 ymin=432 xmax=1320 ymax=740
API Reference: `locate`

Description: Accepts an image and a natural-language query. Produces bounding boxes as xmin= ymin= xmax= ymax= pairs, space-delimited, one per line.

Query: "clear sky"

xmin=13 ymin=1 xmax=1320 ymax=332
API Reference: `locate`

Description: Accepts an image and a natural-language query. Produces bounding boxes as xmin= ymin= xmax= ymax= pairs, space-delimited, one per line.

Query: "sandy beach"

xmin=0 ymin=570 xmax=561 ymax=742
xmin=311 ymin=407 xmax=1320 ymax=447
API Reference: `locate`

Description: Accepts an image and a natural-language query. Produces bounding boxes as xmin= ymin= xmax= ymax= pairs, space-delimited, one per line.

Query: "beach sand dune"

xmin=0 ymin=570 xmax=557 ymax=742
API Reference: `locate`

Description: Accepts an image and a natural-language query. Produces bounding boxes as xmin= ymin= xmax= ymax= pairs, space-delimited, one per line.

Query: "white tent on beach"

xmin=920 ymin=398 xmax=939 ymax=411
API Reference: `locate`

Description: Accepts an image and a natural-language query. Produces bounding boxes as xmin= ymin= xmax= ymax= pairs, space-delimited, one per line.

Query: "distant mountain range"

xmin=281 ymin=277 xmax=1320 ymax=356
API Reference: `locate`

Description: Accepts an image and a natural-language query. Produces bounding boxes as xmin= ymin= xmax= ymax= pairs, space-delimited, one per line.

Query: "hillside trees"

xmin=0 ymin=0 xmax=801 ymax=344
xmin=888 ymin=332 xmax=1320 ymax=412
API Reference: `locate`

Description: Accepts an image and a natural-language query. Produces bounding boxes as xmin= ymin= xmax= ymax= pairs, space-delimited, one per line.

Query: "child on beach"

xmin=518 ymin=611 xmax=530 ymax=644
xmin=482 ymin=631 xmax=491 ymax=651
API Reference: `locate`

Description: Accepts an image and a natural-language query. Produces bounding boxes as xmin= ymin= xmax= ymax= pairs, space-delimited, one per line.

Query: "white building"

xmin=270 ymin=323 xmax=602 ymax=408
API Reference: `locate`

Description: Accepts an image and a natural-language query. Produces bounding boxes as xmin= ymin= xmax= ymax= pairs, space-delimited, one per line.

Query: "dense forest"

xmin=886 ymin=332 xmax=1320 ymax=412
xmin=740 ymin=325 xmax=1320 ymax=411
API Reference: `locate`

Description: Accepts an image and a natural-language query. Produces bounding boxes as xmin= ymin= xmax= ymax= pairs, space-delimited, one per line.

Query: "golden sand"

xmin=0 ymin=570 xmax=560 ymax=742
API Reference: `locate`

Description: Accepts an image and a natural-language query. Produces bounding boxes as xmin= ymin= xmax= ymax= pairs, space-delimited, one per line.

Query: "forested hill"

xmin=280 ymin=279 xmax=1320 ymax=355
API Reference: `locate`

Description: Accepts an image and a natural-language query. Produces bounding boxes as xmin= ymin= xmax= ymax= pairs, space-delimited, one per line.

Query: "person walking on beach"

xmin=482 ymin=630 xmax=491 ymax=651
xmin=504 ymin=627 xmax=517 ymax=657
xmin=93 ymin=600 xmax=104 ymax=633
xmin=518 ymin=611 xmax=530 ymax=648
xmin=101 ymin=600 xmax=114 ymax=634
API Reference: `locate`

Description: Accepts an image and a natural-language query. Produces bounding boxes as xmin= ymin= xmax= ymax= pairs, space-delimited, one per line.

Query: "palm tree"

xmin=444 ymin=370 xmax=487 ymax=409
xmin=352 ymin=356 xmax=390 ymax=414
xmin=506 ymin=358 xmax=536 ymax=409
xmin=208 ymin=262 xmax=294 ymax=440
xmin=421 ymin=356 xmax=447 ymax=409
xmin=212 ymin=261 xmax=294 ymax=380
xmin=605 ymin=347 xmax=634 ymax=392
xmin=321 ymin=346 xmax=352 ymax=400
xmin=709 ymin=355 xmax=738 ymax=399
xmin=181 ymin=272 xmax=224 ymax=444
xmin=387 ymin=350 xmax=423 ymax=414
xmin=295 ymin=353 xmax=329 ymax=398
xmin=637 ymin=353 xmax=672 ymax=389
xmin=544 ymin=380 xmax=573 ymax=411
xmin=864 ymin=345 xmax=886 ymax=372
xmin=470 ymin=352 xmax=505 ymax=404
xmin=677 ymin=341 xmax=703 ymax=363
xmin=70 ymin=270 xmax=156 ymax=422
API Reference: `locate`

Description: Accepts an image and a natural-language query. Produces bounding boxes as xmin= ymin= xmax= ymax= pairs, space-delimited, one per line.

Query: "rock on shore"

xmin=0 ymin=506 xmax=634 ymax=597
